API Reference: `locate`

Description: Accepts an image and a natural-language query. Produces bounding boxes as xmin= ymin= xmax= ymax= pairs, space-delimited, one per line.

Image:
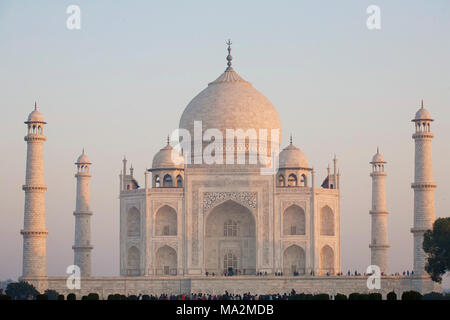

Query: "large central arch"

xmin=205 ymin=200 xmax=256 ymax=275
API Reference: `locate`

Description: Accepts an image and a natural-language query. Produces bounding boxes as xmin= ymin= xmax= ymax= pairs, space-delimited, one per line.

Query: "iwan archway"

xmin=204 ymin=200 xmax=256 ymax=275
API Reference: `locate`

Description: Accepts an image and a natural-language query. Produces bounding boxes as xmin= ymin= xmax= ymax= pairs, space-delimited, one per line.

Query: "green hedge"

xmin=401 ymin=291 xmax=423 ymax=300
xmin=334 ymin=293 xmax=347 ymax=300
xmin=386 ymin=291 xmax=397 ymax=300
xmin=349 ymin=293 xmax=369 ymax=300
xmin=368 ymin=293 xmax=382 ymax=300
xmin=67 ymin=293 xmax=76 ymax=300
xmin=87 ymin=293 xmax=100 ymax=300
xmin=108 ymin=293 xmax=127 ymax=300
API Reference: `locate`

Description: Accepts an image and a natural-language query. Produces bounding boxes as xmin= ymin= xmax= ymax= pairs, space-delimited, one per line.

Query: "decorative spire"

xmin=421 ymin=99 xmax=424 ymax=109
xmin=226 ymin=39 xmax=233 ymax=71
xmin=290 ymin=134 xmax=293 ymax=145
xmin=167 ymin=135 xmax=170 ymax=146
xmin=82 ymin=147 xmax=85 ymax=155
xmin=34 ymin=101 xmax=37 ymax=111
xmin=377 ymin=146 xmax=379 ymax=154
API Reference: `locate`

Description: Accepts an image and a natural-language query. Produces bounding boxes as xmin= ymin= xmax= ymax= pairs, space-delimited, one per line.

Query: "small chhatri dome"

xmin=413 ymin=100 xmax=433 ymax=121
xmin=152 ymin=138 xmax=184 ymax=169
xmin=278 ymin=139 xmax=309 ymax=168
xmin=26 ymin=102 xmax=46 ymax=123
xmin=76 ymin=148 xmax=91 ymax=164
xmin=370 ymin=147 xmax=386 ymax=164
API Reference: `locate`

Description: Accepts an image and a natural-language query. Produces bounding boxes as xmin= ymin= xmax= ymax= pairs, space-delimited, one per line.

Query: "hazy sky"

xmin=1 ymin=1 xmax=449 ymax=287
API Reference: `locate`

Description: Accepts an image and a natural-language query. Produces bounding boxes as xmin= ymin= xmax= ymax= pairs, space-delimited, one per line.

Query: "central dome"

xmin=179 ymin=44 xmax=281 ymax=163
xmin=179 ymin=67 xmax=281 ymax=144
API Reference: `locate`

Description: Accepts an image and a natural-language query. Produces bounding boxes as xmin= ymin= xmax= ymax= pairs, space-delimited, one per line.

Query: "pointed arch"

xmin=154 ymin=175 xmax=160 ymax=187
xmin=155 ymin=205 xmax=177 ymax=236
xmin=127 ymin=246 xmax=140 ymax=276
xmin=155 ymin=245 xmax=177 ymax=275
xmin=278 ymin=174 xmax=285 ymax=187
xmin=127 ymin=207 xmax=140 ymax=237
xmin=320 ymin=245 xmax=334 ymax=275
xmin=176 ymin=174 xmax=183 ymax=188
xmin=283 ymin=245 xmax=306 ymax=275
xmin=283 ymin=205 xmax=306 ymax=235
xmin=163 ymin=174 xmax=173 ymax=187
xmin=205 ymin=200 xmax=256 ymax=275
xmin=288 ymin=174 xmax=297 ymax=186
xmin=301 ymin=174 xmax=307 ymax=187
xmin=320 ymin=205 xmax=335 ymax=236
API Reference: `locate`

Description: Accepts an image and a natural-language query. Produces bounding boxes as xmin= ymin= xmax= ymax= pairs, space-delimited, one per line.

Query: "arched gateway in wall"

xmin=205 ymin=200 xmax=256 ymax=275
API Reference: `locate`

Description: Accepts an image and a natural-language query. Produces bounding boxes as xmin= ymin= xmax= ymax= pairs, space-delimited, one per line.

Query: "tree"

xmin=5 ymin=281 xmax=39 ymax=300
xmin=423 ymin=217 xmax=450 ymax=282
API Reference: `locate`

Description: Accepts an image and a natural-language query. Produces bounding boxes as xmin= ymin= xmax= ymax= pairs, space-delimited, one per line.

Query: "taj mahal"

xmin=19 ymin=43 xmax=440 ymax=297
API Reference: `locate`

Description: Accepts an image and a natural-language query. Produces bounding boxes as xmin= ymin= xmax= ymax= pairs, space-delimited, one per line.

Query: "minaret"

xmin=121 ymin=156 xmax=127 ymax=191
xmin=73 ymin=149 xmax=93 ymax=277
xmin=21 ymin=102 xmax=48 ymax=278
xmin=411 ymin=100 xmax=436 ymax=275
xmin=369 ymin=148 xmax=389 ymax=274
xmin=333 ymin=155 xmax=337 ymax=189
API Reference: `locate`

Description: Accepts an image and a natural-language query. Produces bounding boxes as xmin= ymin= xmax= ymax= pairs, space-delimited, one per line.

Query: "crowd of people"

xmin=204 ymin=269 xmax=416 ymax=277
xmin=117 ymin=290 xmax=310 ymax=300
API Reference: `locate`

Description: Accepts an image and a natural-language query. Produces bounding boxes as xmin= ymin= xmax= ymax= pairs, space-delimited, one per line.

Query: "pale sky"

xmin=0 ymin=1 xmax=449 ymax=287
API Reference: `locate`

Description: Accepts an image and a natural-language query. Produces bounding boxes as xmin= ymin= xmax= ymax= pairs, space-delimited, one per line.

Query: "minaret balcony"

xmin=20 ymin=229 xmax=48 ymax=236
xmin=369 ymin=210 xmax=389 ymax=215
xmin=411 ymin=182 xmax=436 ymax=189
xmin=412 ymin=132 xmax=434 ymax=139
xmin=22 ymin=185 xmax=47 ymax=192
xmin=24 ymin=135 xmax=46 ymax=142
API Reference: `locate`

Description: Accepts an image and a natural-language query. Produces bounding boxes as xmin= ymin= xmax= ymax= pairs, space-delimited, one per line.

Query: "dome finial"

xmin=82 ymin=147 xmax=85 ymax=155
xmin=34 ymin=101 xmax=37 ymax=111
xmin=377 ymin=146 xmax=379 ymax=154
xmin=226 ymin=39 xmax=233 ymax=70
xmin=421 ymin=99 xmax=424 ymax=109
xmin=290 ymin=134 xmax=293 ymax=145
xmin=167 ymin=135 xmax=170 ymax=146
